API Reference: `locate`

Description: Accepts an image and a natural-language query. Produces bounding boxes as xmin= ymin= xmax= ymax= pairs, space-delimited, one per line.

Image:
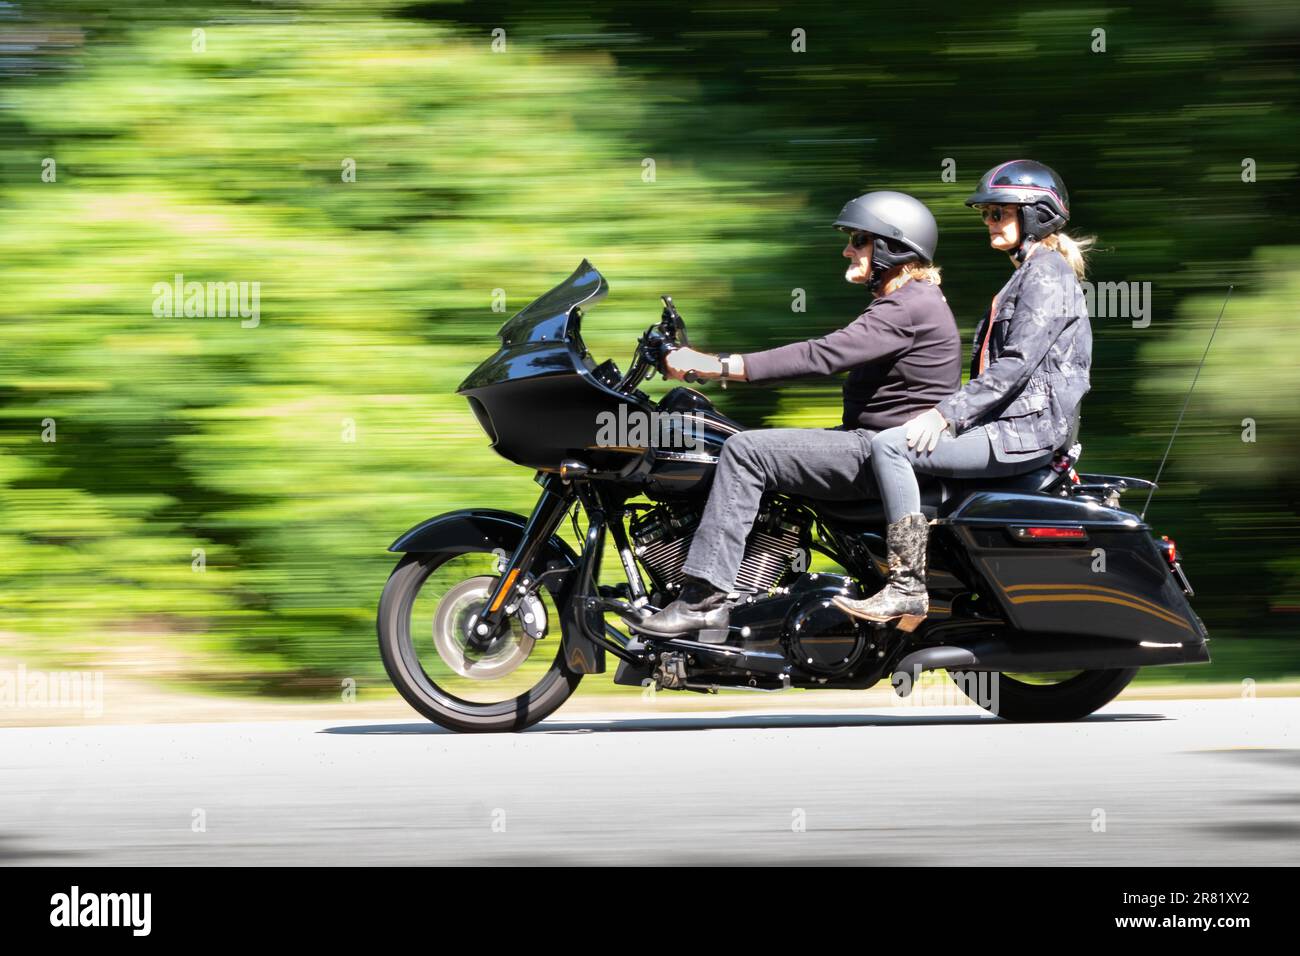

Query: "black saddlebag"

xmin=938 ymin=492 xmax=1208 ymax=660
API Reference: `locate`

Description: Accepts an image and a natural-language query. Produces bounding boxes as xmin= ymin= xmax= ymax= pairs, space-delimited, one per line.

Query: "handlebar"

xmin=659 ymin=295 xmax=689 ymax=346
xmin=615 ymin=293 xmax=692 ymax=394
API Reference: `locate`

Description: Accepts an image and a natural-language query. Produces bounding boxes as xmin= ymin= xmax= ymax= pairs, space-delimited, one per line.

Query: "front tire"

xmin=378 ymin=551 xmax=581 ymax=733
xmin=952 ymin=668 xmax=1138 ymax=722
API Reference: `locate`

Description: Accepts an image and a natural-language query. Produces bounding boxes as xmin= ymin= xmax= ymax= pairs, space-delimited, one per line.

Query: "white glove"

xmin=905 ymin=407 xmax=950 ymax=454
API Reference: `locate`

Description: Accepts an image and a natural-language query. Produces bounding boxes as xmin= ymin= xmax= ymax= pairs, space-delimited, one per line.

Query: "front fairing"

xmin=456 ymin=260 xmax=658 ymax=470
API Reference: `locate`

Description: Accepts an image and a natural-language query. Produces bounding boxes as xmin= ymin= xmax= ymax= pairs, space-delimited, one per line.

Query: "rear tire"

xmin=378 ymin=551 xmax=581 ymax=733
xmin=952 ymin=668 xmax=1138 ymax=722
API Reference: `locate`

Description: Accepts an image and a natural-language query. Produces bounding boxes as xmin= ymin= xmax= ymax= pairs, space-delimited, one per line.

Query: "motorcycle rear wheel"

xmin=378 ymin=550 xmax=581 ymax=733
xmin=951 ymin=668 xmax=1138 ymax=722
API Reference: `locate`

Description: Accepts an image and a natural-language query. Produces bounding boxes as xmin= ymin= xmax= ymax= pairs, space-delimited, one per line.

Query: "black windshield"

xmin=497 ymin=259 xmax=608 ymax=346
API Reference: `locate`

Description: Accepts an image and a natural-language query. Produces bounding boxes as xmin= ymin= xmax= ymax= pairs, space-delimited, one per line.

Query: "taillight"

xmin=1011 ymin=526 xmax=1088 ymax=541
xmin=1158 ymin=535 xmax=1179 ymax=567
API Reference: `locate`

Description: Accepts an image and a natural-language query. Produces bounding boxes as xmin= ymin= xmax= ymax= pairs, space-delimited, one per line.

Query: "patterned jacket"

xmin=936 ymin=246 xmax=1091 ymax=462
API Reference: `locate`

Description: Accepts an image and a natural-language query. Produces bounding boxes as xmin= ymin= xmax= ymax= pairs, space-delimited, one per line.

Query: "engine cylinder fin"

xmin=631 ymin=501 xmax=806 ymax=594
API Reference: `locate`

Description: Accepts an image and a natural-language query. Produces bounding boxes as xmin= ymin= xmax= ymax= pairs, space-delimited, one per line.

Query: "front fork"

xmin=469 ymin=474 xmax=573 ymax=647
xmin=471 ymin=475 xmax=648 ymax=675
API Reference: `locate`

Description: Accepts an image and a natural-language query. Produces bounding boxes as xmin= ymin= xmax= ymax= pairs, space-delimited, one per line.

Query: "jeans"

xmin=871 ymin=424 xmax=1054 ymax=524
xmin=681 ymin=427 xmax=878 ymax=592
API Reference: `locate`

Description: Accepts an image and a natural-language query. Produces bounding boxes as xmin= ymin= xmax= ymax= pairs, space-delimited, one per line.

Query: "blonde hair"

xmin=1038 ymin=231 xmax=1095 ymax=280
xmin=882 ymin=261 xmax=942 ymax=295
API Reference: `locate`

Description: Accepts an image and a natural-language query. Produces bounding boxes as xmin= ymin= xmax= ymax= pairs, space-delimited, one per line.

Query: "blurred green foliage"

xmin=1 ymin=0 xmax=1297 ymax=690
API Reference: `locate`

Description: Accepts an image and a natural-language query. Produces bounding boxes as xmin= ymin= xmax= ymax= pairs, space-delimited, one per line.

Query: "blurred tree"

xmin=0 ymin=11 xmax=799 ymax=686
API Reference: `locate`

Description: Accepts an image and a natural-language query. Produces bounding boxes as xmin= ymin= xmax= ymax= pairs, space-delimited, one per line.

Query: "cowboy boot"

xmin=833 ymin=512 xmax=930 ymax=632
xmin=631 ymin=575 xmax=730 ymax=640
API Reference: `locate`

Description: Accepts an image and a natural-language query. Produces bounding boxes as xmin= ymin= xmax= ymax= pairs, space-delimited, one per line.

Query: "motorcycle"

xmin=377 ymin=260 xmax=1209 ymax=732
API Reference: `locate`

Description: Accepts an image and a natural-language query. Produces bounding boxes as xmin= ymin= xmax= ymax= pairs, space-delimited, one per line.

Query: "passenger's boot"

xmin=631 ymin=575 xmax=730 ymax=639
xmin=833 ymin=512 xmax=930 ymax=632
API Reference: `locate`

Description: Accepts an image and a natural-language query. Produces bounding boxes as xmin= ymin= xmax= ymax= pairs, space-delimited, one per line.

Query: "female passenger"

xmin=836 ymin=160 xmax=1095 ymax=630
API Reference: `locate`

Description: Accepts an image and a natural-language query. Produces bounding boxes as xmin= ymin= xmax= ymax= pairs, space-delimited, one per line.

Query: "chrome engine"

xmin=629 ymin=498 xmax=809 ymax=594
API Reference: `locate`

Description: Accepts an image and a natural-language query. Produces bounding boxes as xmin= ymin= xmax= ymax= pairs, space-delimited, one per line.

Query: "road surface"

xmin=1 ymin=698 xmax=1297 ymax=865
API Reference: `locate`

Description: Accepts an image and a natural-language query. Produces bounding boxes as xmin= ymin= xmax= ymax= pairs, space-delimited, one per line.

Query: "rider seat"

xmin=810 ymin=464 xmax=1063 ymax=525
xmin=810 ymin=415 xmax=1082 ymax=526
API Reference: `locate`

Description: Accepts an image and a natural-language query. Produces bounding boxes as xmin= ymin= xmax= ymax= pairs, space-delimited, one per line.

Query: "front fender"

xmin=388 ymin=508 xmax=577 ymax=564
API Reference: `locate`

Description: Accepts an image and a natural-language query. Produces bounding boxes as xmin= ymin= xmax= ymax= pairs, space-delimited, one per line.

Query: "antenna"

xmin=1140 ymin=285 xmax=1232 ymax=521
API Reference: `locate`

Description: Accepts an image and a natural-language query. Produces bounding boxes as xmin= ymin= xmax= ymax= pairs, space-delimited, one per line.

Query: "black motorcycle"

xmin=378 ymin=260 xmax=1208 ymax=732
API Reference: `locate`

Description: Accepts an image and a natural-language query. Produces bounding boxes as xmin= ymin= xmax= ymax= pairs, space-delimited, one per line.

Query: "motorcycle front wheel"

xmin=951 ymin=668 xmax=1139 ymax=722
xmin=378 ymin=549 xmax=581 ymax=733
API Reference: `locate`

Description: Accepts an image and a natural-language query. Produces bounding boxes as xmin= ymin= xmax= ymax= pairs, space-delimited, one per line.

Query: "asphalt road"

xmin=2 ymin=698 xmax=1297 ymax=865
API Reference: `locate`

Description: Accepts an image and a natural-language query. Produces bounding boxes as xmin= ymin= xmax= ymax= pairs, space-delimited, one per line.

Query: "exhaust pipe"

xmin=891 ymin=646 xmax=978 ymax=697
xmin=891 ymin=636 xmax=1205 ymax=696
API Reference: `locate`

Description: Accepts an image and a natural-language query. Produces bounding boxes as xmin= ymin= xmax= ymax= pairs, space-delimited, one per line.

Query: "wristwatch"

xmin=718 ymin=353 xmax=733 ymax=389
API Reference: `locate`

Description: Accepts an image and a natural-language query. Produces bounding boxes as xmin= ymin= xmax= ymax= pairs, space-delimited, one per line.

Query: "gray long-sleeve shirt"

xmin=740 ymin=280 xmax=962 ymax=431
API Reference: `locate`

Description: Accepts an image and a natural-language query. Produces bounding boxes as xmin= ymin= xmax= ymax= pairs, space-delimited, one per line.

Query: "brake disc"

xmin=431 ymin=575 xmax=544 ymax=680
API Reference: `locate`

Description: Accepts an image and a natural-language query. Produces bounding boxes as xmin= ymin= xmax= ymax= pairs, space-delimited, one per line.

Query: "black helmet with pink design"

xmin=966 ymin=159 xmax=1070 ymax=244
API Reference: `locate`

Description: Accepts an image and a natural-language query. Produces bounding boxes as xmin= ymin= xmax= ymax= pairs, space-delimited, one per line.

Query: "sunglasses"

xmin=979 ymin=205 xmax=1011 ymax=224
xmin=847 ymin=230 xmax=873 ymax=249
